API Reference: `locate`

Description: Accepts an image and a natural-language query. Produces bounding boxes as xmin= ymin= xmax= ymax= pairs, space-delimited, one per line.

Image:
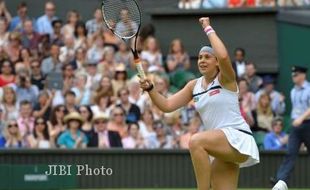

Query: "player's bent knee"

xmin=189 ymin=133 xmax=208 ymax=151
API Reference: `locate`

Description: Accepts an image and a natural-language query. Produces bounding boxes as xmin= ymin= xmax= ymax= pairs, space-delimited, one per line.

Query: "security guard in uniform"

xmin=272 ymin=66 xmax=310 ymax=190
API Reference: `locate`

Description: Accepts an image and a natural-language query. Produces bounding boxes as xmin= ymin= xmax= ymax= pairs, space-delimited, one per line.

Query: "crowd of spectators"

xmin=178 ymin=0 xmax=310 ymax=9
xmin=0 ymin=1 xmax=299 ymax=151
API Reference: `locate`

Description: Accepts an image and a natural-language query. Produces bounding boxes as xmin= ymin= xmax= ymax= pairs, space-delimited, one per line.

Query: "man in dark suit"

xmin=231 ymin=47 xmax=246 ymax=79
xmin=89 ymin=113 xmax=123 ymax=148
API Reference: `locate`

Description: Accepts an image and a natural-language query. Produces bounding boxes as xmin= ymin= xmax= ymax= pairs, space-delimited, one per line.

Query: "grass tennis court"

xmin=70 ymin=189 xmax=309 ymax=190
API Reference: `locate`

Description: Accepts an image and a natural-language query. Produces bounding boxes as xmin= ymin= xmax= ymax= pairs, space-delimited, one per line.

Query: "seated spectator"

xmin=41 ymin=43 xmax=62 ymax=75
xmin=202 ymin=0 xmax=227 ymax=8
xmin=86 ymin=33 xmax=104 ymax=63
xmin=70 ymin=47 xmax=87 ymax=72
xmin=0 ymin=120 xmax=22 ymax=148
xmin=264 ymin=117 xmax=288 ymax=150
xmin=62 ymin=64 xmax=75 ymax=88
xmin=71 ymin=74 xmax=92 ymax=106
xmin=9 ymin=1 xmax=28 ymax=32
xmin=255 ymin=75 xmax=285 ymax=116
xmin=98 ymin=46 xmax=116 ymax=77
xmin=179 ymin=0 xmax=202 ymax=9
xmin=166 ymin=39 xmax=190 ymax=73
xmin=78 ymin=105 xmax=94 ymax=146
xmin=115 ymin=40 xmax=134 ymax=69
xmin=57 ymin=112 xmax=88 ymax=148
xmin=112 ymin=64 xmax=129 ymax=96
xmin=18 ymin=48 xmax=33 ymax=71
xmin=154 ymin=121 xmax=175 ymax=149
xmin=90 ymin=112 xmax=122 ymax=148
xmin=33 ymin=90 xmax=53 ymax=120
xmin=115 ymin=8 xmax=138 ymax=38
xmin=232 ymin=47 xmax=246 ymax=78
xmin=244 ymin=62 xmax=263 ymax=93
xmin=0 ymin=59 xmax=15 ymax=87
xmin=0 ymin=86 xmax=19 ymax=120
xmin=30 ymin=59 xmax=46 ymax=91
xmin=107 ymin=106 xmax=128 ymax=138
xmin=21 ymin=19 xmax=41 ymax=51
xmin=13 ymin=73 xmax=39 ymax=105
xmin=180 ymin=116 xmax=201 ymax=149
xmin=86 ymin=8 xmax=105 ymax=37
xmin=84 ymin=60 xmax=102 ymax=90
xmin=51 ymin=19 xmax=64 ymax=46
xmin=93 ymin=76 xmax=114 ymax=101
xmin=36 ymin=1 xmax=57 ymax=36
xmin=238 ymin=78 xmax=256 ymax=114
xmin=62 ymin=10 xmax=80 ymax=37
xmin=138 ymin=108 xmax=157 ymax=148
xmin=74 ymin=22 xmax=88 ymax=49
xmin=4 ymin=32 xmax=22 ymax=63
xmin=122 ymin=122 xmax=145 ymax=149
xmin=128 ymin=80 xmax=148 ymax=113
xmin=59 ymin=35 xmax=76 ymax=64
xmin=64 ymin=90 xmax=78 ymax=113
xmin=252 ymin=93 xmax=274 ymax=132
xmin=17 ymin=100 xmax=35 ymax=138
xmin=0 ymin=1 xmax=11 ymax=23
xmin=91 ymin=91 xmax=113 ymax=116
xmin=0 ymin=108 xmax=4 ymax=136
xmin=47 ymin=105 xmax=67 ymax=145
xmin=0 ymin=18 xmax=9 ymax=47
xmin=27 ymin=117 xmax=51 ymax=148
xmin=140 ymin=36 xmax=163 ymax=70
xmin=117 ymin=87 xmax=141 ymax=123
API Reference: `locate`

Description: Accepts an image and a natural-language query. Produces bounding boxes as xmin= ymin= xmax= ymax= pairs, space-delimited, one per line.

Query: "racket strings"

xmin=102 ymin=0 xmax=141 ymax=39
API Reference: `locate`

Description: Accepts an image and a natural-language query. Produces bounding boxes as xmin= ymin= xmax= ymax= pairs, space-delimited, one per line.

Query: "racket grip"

xmin=134 ymin=58 xmax=146 ymax=79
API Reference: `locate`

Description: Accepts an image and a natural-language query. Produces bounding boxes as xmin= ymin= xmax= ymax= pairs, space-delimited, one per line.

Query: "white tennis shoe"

xmin=272 ymin=180 xmax=288 ymax=190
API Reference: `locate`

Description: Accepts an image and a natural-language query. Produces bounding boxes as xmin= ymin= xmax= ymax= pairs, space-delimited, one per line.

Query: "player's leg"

xmin=211 ymin=158 xmax=240 ymax=190
xmin=189 ymin=129 xmax=248 ymax=190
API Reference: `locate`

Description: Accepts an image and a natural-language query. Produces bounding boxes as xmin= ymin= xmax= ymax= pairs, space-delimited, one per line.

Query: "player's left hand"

xmin=139 ymin=78 xmax=153 ymax=91
xmin=199 ymin=17 xmax=211 ymax=29
xmin=292 ymin=117 xmax=304 ymax=127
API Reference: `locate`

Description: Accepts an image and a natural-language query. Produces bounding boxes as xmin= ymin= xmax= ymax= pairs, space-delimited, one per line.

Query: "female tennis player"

xmin=139 ymin=17 xmax=259 ymax=190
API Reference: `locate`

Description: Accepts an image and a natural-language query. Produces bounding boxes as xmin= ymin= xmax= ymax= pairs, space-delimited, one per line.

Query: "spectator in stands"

xmin=59 ymin=35 xmax=76 ymax=64
xmin=91 ymin=112 xmax=122 ymax=148
xmin=91 ymin=91 xmax=113 ymax=118
xmin=115 ymin=40 xmax=134 ymax=69
xmin=33 ymin=91 xmax=53 ymax=121
xmin=78 ymin=105 xmax=93 ymax=146
xmin=71 ymin=74 xmax=92 ymax=106
xmin=36 ymin=1 xmax=58 ymax=36
xmin=0 ymin=1 xmax=11 ymax=21
xmin=277 ymin=0 xmax=303 ymax=6
xmin=51 ymin=19 xmax=64 ymax=46
xmin=27 ymin=117 xmax=51 ymax=148
xmin=57 ymin=112 xmax=88 ymax=149
xmin=244 ymin=62 xmax=263 ymax=93
xmin=141 ymin=36 xmax=163 ymax=70
xmin=107 ymin=106 xmax=128 ymax=138
xmin=9 ymin=1 xmax=28 ymax=32
xmin=231 ymin=48 xmax=246 ymax=78
xmin=86 ymin=33 xmax=105 ymax=63
xmin=116 ymin=8 xmax=138 ymax=38
xmin=13 ymin=73 xmax=39 ymax=105
xmin=30 ymin=59 xmax=46 ymax=91
xmin=93 ymin=76 xmax=114 ymax=100
xmin=64 ymin=90 xmax=78 ymax=113
xmin=86 ymin=8 xmax=105 ymax=37
xmin=70 ymin=47 xmax=87 ymax=72
xmin=74 ymin=22 xmax=88 ymax=49
xmin=128 ymin=80 xmax=148 ymax=113
xmin=166 ymin=39 xmax=190 ymax=73
xmin=0 ymin=18 xmax=9 ymax=47
xmin=258 ymin=0 xmax=276 ymax=6
xmin=180 ymin=116 xmax=201 ymax=149
xmin=238 ymin=78 xmax=256 ymax=114
xmin=0 ymin=120 xmax=22 ymax=148
xmin=48 ymin=105 xmax=67 ymax=145
xmin=0 ymin=86 xmax=19 ymax=121
xmin=264 ymin=117 xmax=288 ymax=150
xmin=85 ymin=60 xmax=102 ymax=90
xmin=62 ymin=10 xmax=80 ymax=37
xmin=112 ymin=64 xmax=129 ymax=96
xmin=0 ymin=59 xmax=15 ymax=87
xmin=255 ymin=75 xmax=286 ymax=116
xmin=21 ymin=19 xmax=41 ymax=51
xmin=0 ymin=108 xmax=4 ymax=136
xmin=41 ymin=43 xmax=62 ymax=75
xmin=17 ymin=100 xmax=35 ymax=138
xmin=138 ymin=108 xmax=157 ymax=148
xmin=122 ymin=122 xmax=145 ymax=149
xmin=179 ymin=0 xmax=202 ymax=9
xmin=154 ymin=121 xmax=175 ymax=149
xmin=98 ymin=47 xmax=116 ymax=77
xmin=117 ymin=87 xmax=141 ymax=123
xmin=18 ymin=48 xmax=32 ymax=70
xmin=252 ymin=93 xmax=274 ymax=132
xmin=202 ymin=0 xmax=227 ymax=8
xmin=5 ymin=32 xmax=22 ymax=63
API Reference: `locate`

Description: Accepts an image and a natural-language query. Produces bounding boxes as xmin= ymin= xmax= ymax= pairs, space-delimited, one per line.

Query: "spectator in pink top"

xmin=17 ymin=100 xmax=35 ymax=138
xmin=179 ymin=116 xmax=201 ymax=149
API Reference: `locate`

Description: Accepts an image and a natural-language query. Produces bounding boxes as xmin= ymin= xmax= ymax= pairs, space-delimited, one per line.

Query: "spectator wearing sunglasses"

xmin=27 ymin=117 xmax=51 ymax=148
xmin=0 ymin=120 xmax=22 ymax=148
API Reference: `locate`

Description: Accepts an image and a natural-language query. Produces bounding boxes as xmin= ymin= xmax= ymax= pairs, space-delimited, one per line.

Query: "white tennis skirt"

xmin=220 ymin=127 xmax=260 ymax=168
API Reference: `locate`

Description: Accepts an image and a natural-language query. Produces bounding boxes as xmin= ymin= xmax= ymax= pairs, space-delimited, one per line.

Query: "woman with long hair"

xmin=48 ymin=105 xmax=67 ymax=145
xmin=166 ymin=38 xmax=190 ymax=72
xmin=62 ymin=10 xmax=80 ymax=37
xmin=0 ymin=59 xmax=15 ymax=87
xmin=28 ymin=117 xmax=52 ymax=148
xmin=252 ymin=93 xmax=274 ymax=132
xmin=0 ymin=86 xmax=19 ymax=120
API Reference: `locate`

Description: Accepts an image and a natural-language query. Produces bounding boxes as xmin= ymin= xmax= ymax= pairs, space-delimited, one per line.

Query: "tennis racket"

xmin=101 ymin=0 xmax=146 ymax=79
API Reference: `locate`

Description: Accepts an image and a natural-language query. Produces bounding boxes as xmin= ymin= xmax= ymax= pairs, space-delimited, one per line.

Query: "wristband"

xmin=145 ymin=83 xmax=154 ymax=92
xmin=204 ymin=26 xmax=215 ymax=36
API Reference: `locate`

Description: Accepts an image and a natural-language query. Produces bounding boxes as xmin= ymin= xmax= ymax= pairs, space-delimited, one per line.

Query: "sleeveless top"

xmin=193 ymin=76 xmax=251 ymax=132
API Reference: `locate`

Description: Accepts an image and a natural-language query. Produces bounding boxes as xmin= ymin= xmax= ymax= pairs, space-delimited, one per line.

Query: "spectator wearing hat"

xmin=122 ymin=122 xmax=145 ymax=149
xmin=244 ymin=62 xmax=263 ymax=93
xmin=255 ymin=75 xmax=286 ymax=116
xmin=112 ymin=64 xmax=129 ymax=96
xmin=264 ymin=117 xmax=288 ymax=150
xmin=57 ymin=112 xmax=88 ymax=149
xmin=117 ymin=87 xmax=141 ymax=123
xmin=271 ymin=65 xmax=310 ymax=188
xmin=36 ymin=1 xmax=58 ymax=36
xmin=89 ymin=112 xmax=122 ymax=148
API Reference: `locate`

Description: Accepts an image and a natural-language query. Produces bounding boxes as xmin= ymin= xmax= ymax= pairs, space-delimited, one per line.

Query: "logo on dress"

xmin=193 ymin=96 xmax=199 ymax=102
xmin=209 ymin=89 xmax=220 ymax=96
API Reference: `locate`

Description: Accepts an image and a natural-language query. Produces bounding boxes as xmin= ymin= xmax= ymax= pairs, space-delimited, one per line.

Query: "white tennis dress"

xmin=193 ymin=76 xmax=259 ymax=167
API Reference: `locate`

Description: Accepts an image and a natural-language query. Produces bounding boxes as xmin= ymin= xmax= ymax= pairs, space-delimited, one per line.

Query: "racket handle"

xmin=134 ymin=58 xmax=146 ymax=79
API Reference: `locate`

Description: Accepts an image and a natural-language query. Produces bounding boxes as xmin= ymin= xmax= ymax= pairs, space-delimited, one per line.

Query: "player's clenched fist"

xmin=199 ymin=17 xmax=211 ymax=29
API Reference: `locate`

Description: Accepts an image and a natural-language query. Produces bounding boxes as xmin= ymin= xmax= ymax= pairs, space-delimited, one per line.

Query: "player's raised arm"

xmin=199 ymin=17 xmax=236 ymax=85
xmin=139 ymin=78 xmax=195 ymax=113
